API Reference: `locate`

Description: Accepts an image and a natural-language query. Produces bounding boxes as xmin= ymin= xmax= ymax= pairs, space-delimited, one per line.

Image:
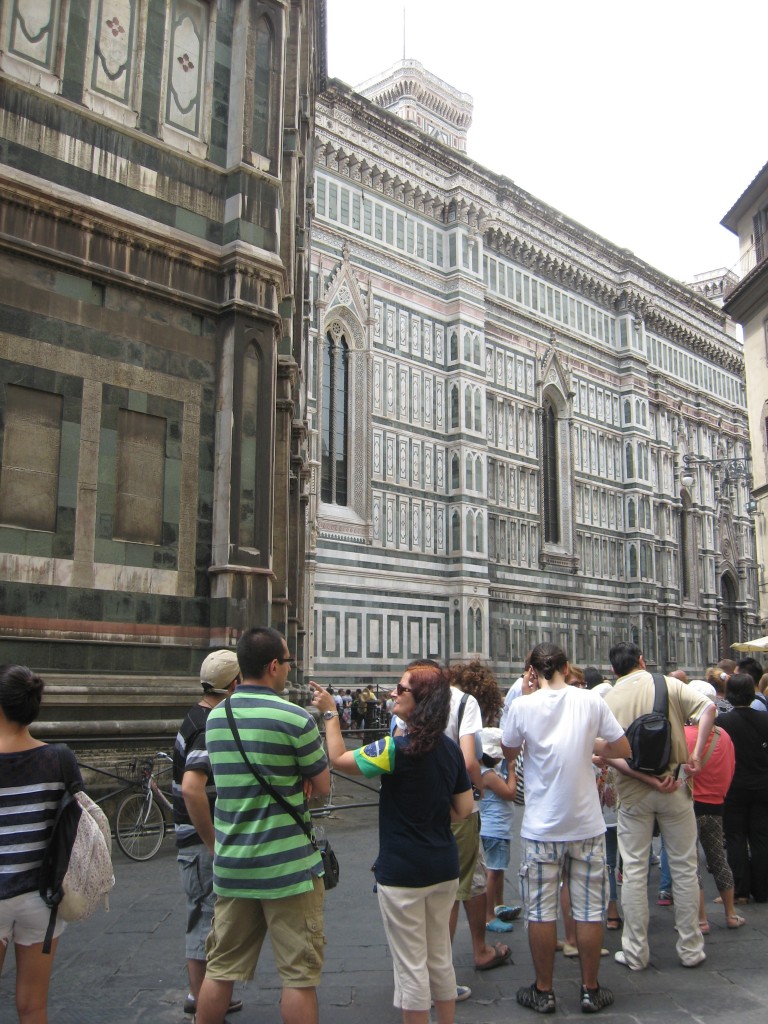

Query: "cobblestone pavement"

xmin=4 ymin=776 xmax=767 ymax=1023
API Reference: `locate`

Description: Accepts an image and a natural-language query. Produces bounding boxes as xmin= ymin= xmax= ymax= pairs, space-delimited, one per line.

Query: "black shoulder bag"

xmin=224 ymin=698 xmax=339 ymax=890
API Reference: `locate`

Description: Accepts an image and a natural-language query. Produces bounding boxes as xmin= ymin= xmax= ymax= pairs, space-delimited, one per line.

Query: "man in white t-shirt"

xmin=502 ymin=644 xmax=629 ymax=1015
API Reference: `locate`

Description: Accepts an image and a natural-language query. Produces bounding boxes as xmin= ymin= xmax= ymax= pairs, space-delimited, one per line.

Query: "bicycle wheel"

xmin=115 ymin=792 xmax=165 ymax=861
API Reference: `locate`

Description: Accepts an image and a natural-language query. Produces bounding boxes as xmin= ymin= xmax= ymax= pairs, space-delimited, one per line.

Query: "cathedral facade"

xmin=306 ymin=61 xmax=757 ymax=689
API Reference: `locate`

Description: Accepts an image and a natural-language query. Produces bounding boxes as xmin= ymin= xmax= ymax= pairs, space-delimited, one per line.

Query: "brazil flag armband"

xmin=353 ymin=735 xmax=396 ymax=777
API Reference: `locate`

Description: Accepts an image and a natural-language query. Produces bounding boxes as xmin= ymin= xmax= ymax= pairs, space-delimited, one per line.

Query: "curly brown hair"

xmin=449 ymin=660 xmax=503 ymax=726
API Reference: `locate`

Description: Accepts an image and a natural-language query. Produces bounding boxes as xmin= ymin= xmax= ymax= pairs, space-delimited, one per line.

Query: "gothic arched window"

xmin=542 ymin=399 xmax=559 ymax=543
xmin=451 ymin=453 xmax=460 ymax=489
xmin=238 ymin=344 xmax=260 ymax=546
xmin=450 ymin=385 xmax=459 ymax=429
xmin=253 ymin=17 xmax=276 ymax=160
xmin=321 ymin=329 xmax=349 ymax=505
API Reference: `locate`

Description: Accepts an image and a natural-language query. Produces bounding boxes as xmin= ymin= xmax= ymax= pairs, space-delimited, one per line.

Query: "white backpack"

xmin=39 ymin=747 xmax=115 ymax=952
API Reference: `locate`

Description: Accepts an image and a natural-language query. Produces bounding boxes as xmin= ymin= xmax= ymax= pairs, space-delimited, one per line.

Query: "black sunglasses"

xmin=276 ymin=655 xmax=295 ymax=665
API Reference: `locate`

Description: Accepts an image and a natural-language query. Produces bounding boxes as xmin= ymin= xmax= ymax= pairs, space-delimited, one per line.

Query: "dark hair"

xmin=609 ymin=641 xmax=643 ymax=677
xmin=0 ymin=664 xmax=45 ymax=726
xmin=584 ymin=666 xmax=603 ymax=689
xmin=236 ymin=627 xmax=286 ymax=680
xmin=402 ymin=661 xmax=451 ymax=757
xmin=450 ymin=660 xmax=503 ymax=726
xmin=726 ymin=673 xmax=756 ymax=707
xmin=737 ymin=658 xmax=763 ymax=688
xmin=529 ymin=643 xmax=568 ymax=681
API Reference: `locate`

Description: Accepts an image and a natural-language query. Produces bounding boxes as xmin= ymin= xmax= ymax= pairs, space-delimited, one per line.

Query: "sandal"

xmin=606 ymin=916 xmax=622 ymax=930
xmin=475 ymin=942 xmax=513 ymax=970
xmin=699 ymin=920 xmax=710 ymax=934
xmin=726 ymin=914 xmax=746 ymax=929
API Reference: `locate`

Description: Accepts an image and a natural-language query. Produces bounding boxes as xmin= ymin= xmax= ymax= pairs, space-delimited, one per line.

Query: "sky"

xmin=326 ymin=0 xmax=766 ymax=285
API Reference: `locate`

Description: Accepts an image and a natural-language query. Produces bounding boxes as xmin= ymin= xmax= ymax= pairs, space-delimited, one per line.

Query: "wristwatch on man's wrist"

xmin=323 ymin=710 xmax=339 ymax=720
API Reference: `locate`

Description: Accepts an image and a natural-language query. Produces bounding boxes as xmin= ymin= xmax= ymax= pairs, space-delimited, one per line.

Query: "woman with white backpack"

xmin=0 ymin=664 xmax=82 ymax=1023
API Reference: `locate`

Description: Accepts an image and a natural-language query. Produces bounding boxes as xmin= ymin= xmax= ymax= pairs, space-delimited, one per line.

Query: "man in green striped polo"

xmin=195 ymin=628 xmax=331 ymax=1024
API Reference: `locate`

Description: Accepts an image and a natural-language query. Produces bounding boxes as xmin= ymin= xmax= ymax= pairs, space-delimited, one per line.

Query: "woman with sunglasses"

xmin=311 ymin=662 xmax=473 ymax=1024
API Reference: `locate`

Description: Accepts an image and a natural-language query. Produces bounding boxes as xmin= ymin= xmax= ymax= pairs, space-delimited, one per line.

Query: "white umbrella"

xmin=731 ymin=635 xmax=768 ymax=652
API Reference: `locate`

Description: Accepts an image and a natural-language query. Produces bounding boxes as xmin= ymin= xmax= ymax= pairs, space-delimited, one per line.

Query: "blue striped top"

xmin=0 ymin=744 xmax=82 ymax=900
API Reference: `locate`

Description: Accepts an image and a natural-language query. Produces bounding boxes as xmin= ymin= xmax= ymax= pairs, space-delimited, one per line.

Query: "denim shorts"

xmin=481 ymin=836 xmax=511 ymax=871
xmin=177 ymin=844 xmax=215 ymax=960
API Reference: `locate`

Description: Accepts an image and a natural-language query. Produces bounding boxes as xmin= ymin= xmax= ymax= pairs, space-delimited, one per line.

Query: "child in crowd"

xmin=479 ymin=727 xmax=520 ymax=931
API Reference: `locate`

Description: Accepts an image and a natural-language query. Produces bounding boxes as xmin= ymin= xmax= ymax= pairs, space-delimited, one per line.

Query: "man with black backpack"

xmin=172 ymin=649 xmax=243 ymax=1018
xmin=604 ymin=642 xmax=716 ymax=971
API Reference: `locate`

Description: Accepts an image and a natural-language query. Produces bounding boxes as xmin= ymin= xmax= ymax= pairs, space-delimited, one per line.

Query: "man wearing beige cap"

xmin=172 ymin=650 xmax=242 ymax=1017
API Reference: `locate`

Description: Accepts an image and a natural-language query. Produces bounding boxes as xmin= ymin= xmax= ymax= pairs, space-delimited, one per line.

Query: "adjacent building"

xmin=306 ymin=60 xmax=757 ymax=689
xmin=722 ymin=160 xmax=768 ymax=632
xmin=0 ymin=1 xmax=325 ymax=731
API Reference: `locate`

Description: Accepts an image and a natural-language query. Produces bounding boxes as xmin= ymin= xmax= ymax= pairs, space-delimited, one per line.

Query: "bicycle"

xmin=111 ymin=752 xmax=174 ymax=861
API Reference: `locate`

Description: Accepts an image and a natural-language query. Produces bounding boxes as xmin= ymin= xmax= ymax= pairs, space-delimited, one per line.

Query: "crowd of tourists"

xmin=1 ymin=640 xmax=767 ymax=1023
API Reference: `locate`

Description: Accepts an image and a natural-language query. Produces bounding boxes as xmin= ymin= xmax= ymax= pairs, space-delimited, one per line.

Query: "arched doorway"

xmin=719 ymin=573 xmax=739 ymax=659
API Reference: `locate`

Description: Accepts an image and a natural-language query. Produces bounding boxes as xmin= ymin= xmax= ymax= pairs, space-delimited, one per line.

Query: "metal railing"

xmin=724 ymin=229 xmax=768 ymax=296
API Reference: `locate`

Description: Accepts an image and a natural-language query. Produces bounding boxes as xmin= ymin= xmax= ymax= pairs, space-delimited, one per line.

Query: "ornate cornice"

xmin=316 ymin=86 xmax=742 ymax=377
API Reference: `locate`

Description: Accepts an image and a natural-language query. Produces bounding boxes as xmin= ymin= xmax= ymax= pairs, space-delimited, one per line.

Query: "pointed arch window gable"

xmin=543 ymin=399 xmax=560 ymax=543
xmin=321 ymin=329 xmax=349 ymax=505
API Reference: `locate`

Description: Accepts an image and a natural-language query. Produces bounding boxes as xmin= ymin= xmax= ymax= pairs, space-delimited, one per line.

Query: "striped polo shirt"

xmin=0 ymin=744 xmax=81 ymax=900
xmin=206 ymin=685 xmax=328 ymax=899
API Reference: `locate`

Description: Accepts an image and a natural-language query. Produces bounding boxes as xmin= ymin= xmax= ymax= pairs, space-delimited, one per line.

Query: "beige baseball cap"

xmin=200 ymin=649 xmax=240 ymax=694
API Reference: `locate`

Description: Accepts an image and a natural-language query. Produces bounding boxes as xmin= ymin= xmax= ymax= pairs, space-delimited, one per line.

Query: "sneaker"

xmin=657 ymin=890 xmax=673 ymax=906
xmin=495 ymin=903 xmax=523 ymax=922
xmin=517 ymin=983 xmax=556 ymax=1014
xmin=456 ymin=985 xmax=472 ymax=1001
xmin=581 ymin=985 xmax=615 ymax=1013
xmin=184 ymin=995 xmax=243 ymax=1015
xmin=614 ymin=950 xmax=645 ymax=971
xmin=681 ymin=952 xmax=707 ymax=968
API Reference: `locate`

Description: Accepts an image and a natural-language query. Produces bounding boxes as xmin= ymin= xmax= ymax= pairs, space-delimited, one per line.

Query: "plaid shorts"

xmin=519 ymin=835 xmax=607 ymax=923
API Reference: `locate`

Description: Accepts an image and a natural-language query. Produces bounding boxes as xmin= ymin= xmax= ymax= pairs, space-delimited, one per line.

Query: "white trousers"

xmin=617 ymin=786 xmax=704 ymax=968
xmin=376 ymin=878 xmax=459 ymax=1011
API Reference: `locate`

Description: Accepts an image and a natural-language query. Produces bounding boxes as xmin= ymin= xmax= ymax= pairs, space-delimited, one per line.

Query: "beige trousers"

xmin=617 ymin=785 xmax=704 ymax=968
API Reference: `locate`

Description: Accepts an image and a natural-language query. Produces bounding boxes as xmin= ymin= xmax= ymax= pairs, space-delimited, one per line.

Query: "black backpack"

xmin=625 ymin=673 xmax=672 ymax=775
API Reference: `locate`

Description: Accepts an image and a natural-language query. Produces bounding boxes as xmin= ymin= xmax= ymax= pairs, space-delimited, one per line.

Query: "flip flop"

xmin=726 ymin=914 xmax=746 ymax=929
xmin=699 ymin=920 xmax=711 ymax=934
xmin=606 ymin=916 xmax=622 ymax=931
xmin=475 ymin=943 xmax=512 ymax=970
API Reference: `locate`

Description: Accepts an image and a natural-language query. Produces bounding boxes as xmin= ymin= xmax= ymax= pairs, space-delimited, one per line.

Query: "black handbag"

xmin=224 ymin=699 xmax=339 ymax=890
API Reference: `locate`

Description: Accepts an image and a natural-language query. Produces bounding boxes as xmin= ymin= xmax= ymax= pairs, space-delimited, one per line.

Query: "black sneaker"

xmin=184 ymin=995 xmax=243 ymax=1014
xmin=517 ymin=983 xmax=556 ymax=1014
xmin=581 ymin=984 xmax=614 ymax=1013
